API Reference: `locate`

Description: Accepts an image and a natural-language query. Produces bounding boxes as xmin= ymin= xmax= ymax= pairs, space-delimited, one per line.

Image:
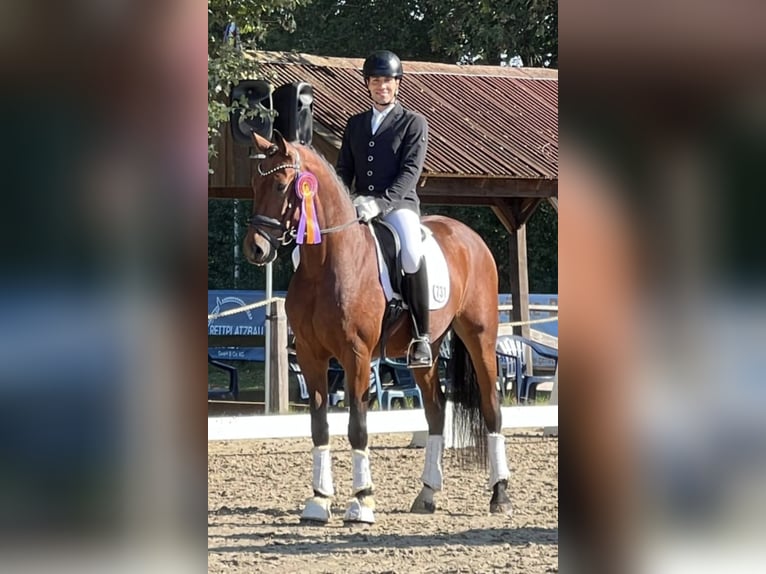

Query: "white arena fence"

xmin=208 ymin=404 xmax=557 ymax=441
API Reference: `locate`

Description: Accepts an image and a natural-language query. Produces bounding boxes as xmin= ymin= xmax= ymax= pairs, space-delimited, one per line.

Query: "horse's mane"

xmin=294 ymin=143 xmax=353 ymax=204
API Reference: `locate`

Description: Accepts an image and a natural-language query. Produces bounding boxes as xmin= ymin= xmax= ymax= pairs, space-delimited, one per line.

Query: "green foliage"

xmin=264 ymin=0 xmax=435 ymax=61
xmin=424 ymin=0 xmax=557 ymax=66
xmin=262 ymin=0 xmax=557 ymax=67
xmin=208 ymin=199 xmax=295 ymax=290
xmin=208 ymin=0 xmax=309 ymax=169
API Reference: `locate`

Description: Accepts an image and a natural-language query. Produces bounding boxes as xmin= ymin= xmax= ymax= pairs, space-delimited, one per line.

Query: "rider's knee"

xmin=400 ymin=247 xmax=422 ymax=274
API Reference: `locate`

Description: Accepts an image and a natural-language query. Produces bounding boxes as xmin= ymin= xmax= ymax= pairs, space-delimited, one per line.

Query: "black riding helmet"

xmin=362 ymin=50 xmax=403 ymax=80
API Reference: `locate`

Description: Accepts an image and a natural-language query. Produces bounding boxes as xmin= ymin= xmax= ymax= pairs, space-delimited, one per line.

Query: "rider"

xmin=336 ymin=50 xmax=432 ymax=367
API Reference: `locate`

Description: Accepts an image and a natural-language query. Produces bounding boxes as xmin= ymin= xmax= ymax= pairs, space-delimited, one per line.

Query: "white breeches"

xmin=382 ymin=208 xmax=423 ymax=274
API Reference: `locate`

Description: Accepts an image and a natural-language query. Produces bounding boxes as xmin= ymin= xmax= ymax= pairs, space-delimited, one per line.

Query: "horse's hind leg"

xmin=453 ymin=320 xmax=513 ymax=516
xmin=297 ymin=351 xmax=335 ymax=523
xmin=410 ymin=362 xmax=446 ymax=514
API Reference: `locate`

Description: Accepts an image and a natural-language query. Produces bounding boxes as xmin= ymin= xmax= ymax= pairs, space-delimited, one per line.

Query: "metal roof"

xmin=253 ymin=52 xmax=558 ymax=181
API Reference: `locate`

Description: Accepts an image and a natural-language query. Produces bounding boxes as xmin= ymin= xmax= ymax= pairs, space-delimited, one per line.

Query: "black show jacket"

xmin=336 ymin=102 xmax=428 ymax=215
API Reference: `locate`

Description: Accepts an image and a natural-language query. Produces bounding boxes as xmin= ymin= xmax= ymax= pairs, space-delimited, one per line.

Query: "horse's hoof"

xmin=489 ymin=500 xmax=513 ymax=516
xmin=301 ymin=495 xmax=332 ymax=523
xmin=343 ymin=496 xmax=375 ymax=524
xmin=410 ymin=488 xmax=437 ymax=514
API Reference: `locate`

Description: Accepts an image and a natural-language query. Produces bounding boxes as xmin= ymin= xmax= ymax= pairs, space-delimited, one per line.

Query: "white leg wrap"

xmin=351 ymin=449 xmax=373 ymax=494
xmin=312 ymin=445 xmax=334 ymax=496
xmin=421 ymin=435 xmax=444 ymax=491
xmin=487 ymin=433 xmax=511 ymax=488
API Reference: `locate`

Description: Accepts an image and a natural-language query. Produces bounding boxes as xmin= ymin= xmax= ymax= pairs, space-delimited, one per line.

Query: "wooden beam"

xmin=423 ymin=195 xmax=499 ymax=206
xmin=418 ymin=177 xmax=557 ymax=199
xmin=518 ymin=198 xmax=543 ymax=227
xmin=491 ymin=202 xmax=519 ymax=232
xmin=547 ymin=197 xmax=558 ymax=212
xmin=530 ymin=329 xmax=558 ymax=350
xmin=508 ymin=224 xmax=531 ymax=343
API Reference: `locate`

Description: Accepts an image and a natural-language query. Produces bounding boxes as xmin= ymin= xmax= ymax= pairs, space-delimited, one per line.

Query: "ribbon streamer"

xmin=295 ymin=172 xmax=321 ymax=244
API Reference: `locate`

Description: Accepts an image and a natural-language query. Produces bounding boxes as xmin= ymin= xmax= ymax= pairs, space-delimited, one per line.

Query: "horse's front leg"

xmin=411 ymin=363 xmax=445 ymax=514
xmin=343 ymin=358 xmax=376 ymax=524
xmin=298 ymin=354 xmax=335 ymax=523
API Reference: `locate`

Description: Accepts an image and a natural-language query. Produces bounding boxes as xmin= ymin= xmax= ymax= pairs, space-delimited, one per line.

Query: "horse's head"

xmin=243 ymin=130 xmax=302 ymax=265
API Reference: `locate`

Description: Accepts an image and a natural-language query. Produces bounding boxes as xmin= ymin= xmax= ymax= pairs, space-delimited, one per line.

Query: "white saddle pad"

xmin=371 ymin=224 xmax=450 ymax=310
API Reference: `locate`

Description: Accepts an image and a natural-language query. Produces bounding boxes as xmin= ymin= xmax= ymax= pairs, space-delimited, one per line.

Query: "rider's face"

xmin=367 ymin=76 xmax=399 ymax=108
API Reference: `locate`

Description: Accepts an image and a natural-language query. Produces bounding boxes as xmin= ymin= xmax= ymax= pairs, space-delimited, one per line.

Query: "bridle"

xmin=249 ymin=147 xmax=362 ymax=256
xmin=248 ymin=150 xmax=303 ymax=254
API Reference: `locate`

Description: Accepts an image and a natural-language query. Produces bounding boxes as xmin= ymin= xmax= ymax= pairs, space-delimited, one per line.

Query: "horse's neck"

xmin=304 ymin=154 xmax=356 ymax=229
xmin=297 ymin=153 xmax=367 ymax=275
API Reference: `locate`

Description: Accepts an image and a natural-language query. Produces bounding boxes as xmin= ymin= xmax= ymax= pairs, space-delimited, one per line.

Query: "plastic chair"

xmin=495 ymin=337 xmax=521 ymax=400
xmin=326 ymin=358 xmax=382 ymax=408
xmin=208 ymin=354 xmax=239 ymax=400
xmin=379 ymin=359 xmax=423 ymax=410
xmin=495 ymin=335 xmax=558 ymax=404
xmin=287 ymin=353 xmax=310 ymax=401
xmin=378 ymin=359 xmax=423 ymax=411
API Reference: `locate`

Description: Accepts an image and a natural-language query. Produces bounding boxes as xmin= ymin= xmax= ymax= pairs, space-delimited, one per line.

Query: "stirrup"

xmin=407 ymin=337 xmax=433 ymax=368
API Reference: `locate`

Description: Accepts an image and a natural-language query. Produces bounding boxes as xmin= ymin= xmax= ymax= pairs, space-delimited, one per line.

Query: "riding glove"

xmin=353 ymin=195 xmax=382 ymax=222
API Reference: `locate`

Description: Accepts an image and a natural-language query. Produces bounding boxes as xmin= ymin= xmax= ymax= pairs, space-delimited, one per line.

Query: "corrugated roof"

xmin=252 ymin=52 xmax=558 ymax=180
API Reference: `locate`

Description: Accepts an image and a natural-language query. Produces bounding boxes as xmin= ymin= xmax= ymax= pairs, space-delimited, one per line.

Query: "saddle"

xmin=367 ymin=220 xmax=450 ymax=361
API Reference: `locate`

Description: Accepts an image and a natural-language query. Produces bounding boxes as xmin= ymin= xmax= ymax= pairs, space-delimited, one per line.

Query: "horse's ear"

xmin=273 ymin=130 xmax=289 ymax=156
xmin=251 ymin=131 xmax=272 ymax=151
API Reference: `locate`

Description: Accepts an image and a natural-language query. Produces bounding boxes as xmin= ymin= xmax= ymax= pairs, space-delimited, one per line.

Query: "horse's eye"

xmin=277 ymin=183 xmax=288 ymax=193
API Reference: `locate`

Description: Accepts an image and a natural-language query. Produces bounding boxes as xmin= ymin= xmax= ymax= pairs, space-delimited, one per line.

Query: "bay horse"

xmin=243 ymin=131 xmax=512 ymax=524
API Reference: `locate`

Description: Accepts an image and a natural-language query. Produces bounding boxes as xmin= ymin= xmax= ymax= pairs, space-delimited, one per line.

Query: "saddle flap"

xmin=368 ymin=221 xmax=450 ymax=310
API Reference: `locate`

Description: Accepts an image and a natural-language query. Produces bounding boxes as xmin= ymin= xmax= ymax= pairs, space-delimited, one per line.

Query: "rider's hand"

xmin=353 ymin=195 xmax=382 ymax=222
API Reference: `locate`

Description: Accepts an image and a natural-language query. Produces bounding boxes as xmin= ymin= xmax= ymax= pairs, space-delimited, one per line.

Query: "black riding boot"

xmin=402 ymin=258 xmax=432 ymax=368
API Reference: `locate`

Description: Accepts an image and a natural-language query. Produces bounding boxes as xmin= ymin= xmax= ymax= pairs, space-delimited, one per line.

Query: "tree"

xmin=264 ymin=0 xmax=435 ymax=61
xmin=424 ymin=0 xmax=557 ymax=67
xmin=208 ymin=0 xmax=310 ymax=168
xmin=264 ymin=0 xmax=557 ymax=67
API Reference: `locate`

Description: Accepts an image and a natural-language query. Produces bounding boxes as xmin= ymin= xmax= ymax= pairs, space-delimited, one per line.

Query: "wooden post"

xmin=268 ymin=299 xmax=289 ymax=413
xmin=509 ymin=225 xmax=534 ymax=374
xmin=509 ymin=225 xmax=531 ymax=339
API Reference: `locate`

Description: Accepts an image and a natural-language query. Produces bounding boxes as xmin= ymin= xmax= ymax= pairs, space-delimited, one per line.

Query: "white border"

xmin=208 ymin=405 xmax=557 ymax=441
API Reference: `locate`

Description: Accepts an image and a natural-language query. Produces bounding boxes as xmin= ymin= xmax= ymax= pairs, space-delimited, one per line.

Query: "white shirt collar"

xmin=371 ymin=102 xmax=396 ymax=134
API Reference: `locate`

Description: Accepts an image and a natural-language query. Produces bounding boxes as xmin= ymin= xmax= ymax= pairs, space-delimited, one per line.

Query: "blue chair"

xmin=496 ymin=335 xmax=558 ymax=404
xmin=287 ymin=353 xmax=310 ymax=402
xmin=326 ymin=358 xmax=382 ymax=408
xmin=208 ymin=354 xmax=239 ymax=400
xmin=495 ymin=337 xmax=521 ymax=400
xmin=379 ymin=359 xmax=423 ymax=410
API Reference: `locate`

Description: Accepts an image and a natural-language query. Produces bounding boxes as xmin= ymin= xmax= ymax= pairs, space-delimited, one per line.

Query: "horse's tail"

xmin=446 ymin=332 xmax=487 ymax=468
